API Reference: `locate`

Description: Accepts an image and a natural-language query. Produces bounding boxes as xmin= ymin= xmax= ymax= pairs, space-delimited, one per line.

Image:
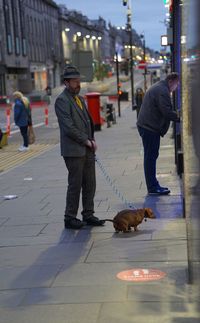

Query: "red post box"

xmin=86 ymin=92 xmax=101 ymax=131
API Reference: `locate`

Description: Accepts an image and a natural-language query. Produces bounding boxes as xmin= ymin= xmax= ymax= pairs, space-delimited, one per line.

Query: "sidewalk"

xmin=0 ymin=101 xmax=199 ymax=322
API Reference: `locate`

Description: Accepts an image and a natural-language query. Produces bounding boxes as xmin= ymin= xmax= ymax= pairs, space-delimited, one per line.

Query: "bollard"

xmin=106 ymin=103 xmax=113 ymax=128
xmin=85 ymin=92 xmax=101 ymax=131
xmin=44 ymin=106 xmax=48 ymax=126
xmin=6 ymin=108 xmax=11 ymax=135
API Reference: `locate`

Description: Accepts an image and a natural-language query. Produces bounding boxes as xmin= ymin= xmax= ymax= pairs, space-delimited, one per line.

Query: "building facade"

xmin=0 ymin=0 xmax=29 ymax=95
xmin=59 ymin=6 xmax=104 ymax=71
xmin=168 ymin=0 xmax=200 ymax=291
xmin=25 ymin=0 xmax=61 ymax=92
xmin=0 ymin=0 xmax=152 ymax=96
xmin=0 ymin=0 xmax=61 ymax=95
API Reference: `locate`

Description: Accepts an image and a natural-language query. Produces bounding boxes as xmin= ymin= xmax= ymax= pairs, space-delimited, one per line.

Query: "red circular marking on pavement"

xmin=117 ymin=268 xmax=166 ymax=282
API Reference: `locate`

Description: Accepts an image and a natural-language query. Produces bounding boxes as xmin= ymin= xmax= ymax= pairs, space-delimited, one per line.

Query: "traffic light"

xmin=123 ymin=0 xmax=127 ymax=6
xmin=118 ymin=82 xmax=122 ymax=96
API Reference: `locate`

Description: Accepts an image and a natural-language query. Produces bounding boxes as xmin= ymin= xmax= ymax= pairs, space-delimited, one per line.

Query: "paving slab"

xmin=86 ymin=239 xmax=187 ymax=263
xmin=0 ymin=264 xmax=62 ymax=290
xmin=0 ymin=242 xmax=92 ymax=266
xmin=0 ymin=304 xmax=101 ymax=323
xmin=97 ymin=301 xmax=199 ymax=323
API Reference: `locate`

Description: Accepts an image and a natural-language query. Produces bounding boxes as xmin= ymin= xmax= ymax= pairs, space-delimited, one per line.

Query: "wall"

xmin=181 ymin=0 xmax=200 ymax=300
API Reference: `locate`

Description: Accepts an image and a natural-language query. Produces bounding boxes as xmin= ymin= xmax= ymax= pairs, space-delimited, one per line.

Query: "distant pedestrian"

xmin=13 ymin=91 xmax=30 ymax=152
xmin=137 ymin=72 xmax=180 ymax=195
xmin=45 ymin=85 xmax=52 ymax=96
xmin=152 ymin=71 xmax=158 ymax=84
xmin=135 ymin=87 xmax=144 ymax=119
xmin=55 ymin=65 xmax=105 ymax=229
xmin=45 ymin=85 xmax=52 ymax=104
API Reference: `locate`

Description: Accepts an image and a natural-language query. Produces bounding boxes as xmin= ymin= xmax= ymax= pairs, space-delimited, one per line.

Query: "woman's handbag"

xmin=28 ymin=125 xmax=35 ymax=144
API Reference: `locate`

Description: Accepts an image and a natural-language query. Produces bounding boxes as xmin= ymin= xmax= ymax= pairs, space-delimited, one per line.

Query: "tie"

xmin=74 ymin=96 xmax=83 ymax=110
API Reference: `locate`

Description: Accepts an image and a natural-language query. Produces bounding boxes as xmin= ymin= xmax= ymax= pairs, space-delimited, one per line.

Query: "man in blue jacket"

xmin=137 ymin=72 xmax=180 ymax=195
xmin=55 ymin=65 xmax=105 ymax=229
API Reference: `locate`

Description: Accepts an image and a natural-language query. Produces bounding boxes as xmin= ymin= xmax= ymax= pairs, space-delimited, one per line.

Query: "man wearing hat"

xmin=55 ymin=65 xmax=105 ymax=229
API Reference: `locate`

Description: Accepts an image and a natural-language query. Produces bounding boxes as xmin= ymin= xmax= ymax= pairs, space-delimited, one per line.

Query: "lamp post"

xmin=140 ymin=33 xmax=147 ymax=92
xmin=115 ymin=52 xmax=121 ymax=117
xmin=123 ymin=0 xmax=134 ymax=109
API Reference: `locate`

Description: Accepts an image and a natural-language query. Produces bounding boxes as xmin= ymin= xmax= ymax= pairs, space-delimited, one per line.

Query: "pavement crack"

xmin=84 ymin=241 xmax=94 ymax=263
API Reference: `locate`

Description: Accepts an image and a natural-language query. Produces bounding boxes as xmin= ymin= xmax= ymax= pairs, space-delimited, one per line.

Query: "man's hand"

xmin=85 ymin=139 xmax=92 ymax=148
xmin=91 ymin=140 xmax=97 ymax=152
xmin=85 ymin=140 xmax=97 ymax=152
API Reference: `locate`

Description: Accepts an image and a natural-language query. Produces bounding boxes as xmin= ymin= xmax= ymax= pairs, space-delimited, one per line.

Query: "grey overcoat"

xmin=55 ymin=88 xmax=94 ymax=157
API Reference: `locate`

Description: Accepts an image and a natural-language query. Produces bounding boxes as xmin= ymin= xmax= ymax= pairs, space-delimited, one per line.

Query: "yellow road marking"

xmin=0 ymin=143 xmax=54 ymax=173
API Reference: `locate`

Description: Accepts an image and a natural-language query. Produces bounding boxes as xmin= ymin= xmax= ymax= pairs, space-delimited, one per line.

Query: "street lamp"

xmin=123 ymin=0 xmax=134 ymax=109
xmin=140 ymin=33 xmax=147 ymax=92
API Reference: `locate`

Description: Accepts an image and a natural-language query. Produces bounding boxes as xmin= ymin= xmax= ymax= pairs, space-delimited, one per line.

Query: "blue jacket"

xmin=14 ymin=99 xmax=28 ymax=127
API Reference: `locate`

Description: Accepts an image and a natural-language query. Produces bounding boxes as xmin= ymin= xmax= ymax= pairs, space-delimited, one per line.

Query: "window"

xmin=7 ymin=34 xmax=12 ymax=54
xmin=22 ymin=38 xmax=27 ymax=56
xmin=3 ymin=1 xmax=13 ymax=54
xmin=11 ymin=0 xmax=20 ymax=55
xmin=15 ymin=37 xmax=20 ymax=55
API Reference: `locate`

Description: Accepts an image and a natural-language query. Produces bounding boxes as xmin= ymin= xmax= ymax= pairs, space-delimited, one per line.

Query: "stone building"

xmin=0 ymin=0 xmax=61 ymax=95
xmin=59 ymin=6 xmax=104 ymax=70
xmin=0 ymin=0 xmax=150 ymax=96
xmin=0 ymin=0 xmax=29 ymax=95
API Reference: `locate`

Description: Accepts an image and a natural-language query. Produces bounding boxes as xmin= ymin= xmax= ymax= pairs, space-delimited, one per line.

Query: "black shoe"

xmin=64 ymin=217 xmax=85 ymax=229
xmin=148 ymin=187 xmax=170 ymax=196
xmin=158 ymin=185 xmax=169 ymax=190
xmin=84 ymin=215 xmax=105 ymax=226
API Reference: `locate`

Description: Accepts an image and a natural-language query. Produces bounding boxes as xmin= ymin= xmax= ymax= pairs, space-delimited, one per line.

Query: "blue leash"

xmin=95 ymin=156 xmax=136 ymax=210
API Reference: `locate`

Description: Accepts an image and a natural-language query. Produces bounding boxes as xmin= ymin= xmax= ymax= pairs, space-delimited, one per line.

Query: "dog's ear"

xmin=144 ymin=208 xmax=149 ymax=218
xmin=144 ymin=207 xmax=154 ymax=218
xmin=144 ymin=208 xmax=155 ymax=218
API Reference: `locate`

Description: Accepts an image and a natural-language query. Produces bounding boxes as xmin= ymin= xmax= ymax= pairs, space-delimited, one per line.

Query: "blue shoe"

xmin=148 ymin=187 xmax=170 ymax=196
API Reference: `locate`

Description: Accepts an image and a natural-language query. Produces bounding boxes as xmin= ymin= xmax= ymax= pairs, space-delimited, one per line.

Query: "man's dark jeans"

xmin=137 ymin=126 xmax=160 ymax=191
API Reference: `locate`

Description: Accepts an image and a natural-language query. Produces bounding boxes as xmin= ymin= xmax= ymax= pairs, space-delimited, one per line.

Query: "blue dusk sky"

xmin=56 ymin=0 xmax=168 ymax=50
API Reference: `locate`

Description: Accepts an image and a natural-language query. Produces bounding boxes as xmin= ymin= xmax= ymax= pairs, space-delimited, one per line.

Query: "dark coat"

xmin=137 ymin=80 xmax=179 ymax=137
xmin=14 ymin=98 xmax=28 ymax=127
xmin=55 ymin=88 xmax=94 ymax=157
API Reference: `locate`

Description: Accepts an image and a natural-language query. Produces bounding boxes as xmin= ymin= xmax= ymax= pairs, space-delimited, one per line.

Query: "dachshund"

xmin=102 ymin=208 xmax=156 ymax=233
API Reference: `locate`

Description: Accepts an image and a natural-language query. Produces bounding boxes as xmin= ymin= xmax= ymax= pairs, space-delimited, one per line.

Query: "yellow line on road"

xmin=0 ymin=143 xmax=54 ymax=173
